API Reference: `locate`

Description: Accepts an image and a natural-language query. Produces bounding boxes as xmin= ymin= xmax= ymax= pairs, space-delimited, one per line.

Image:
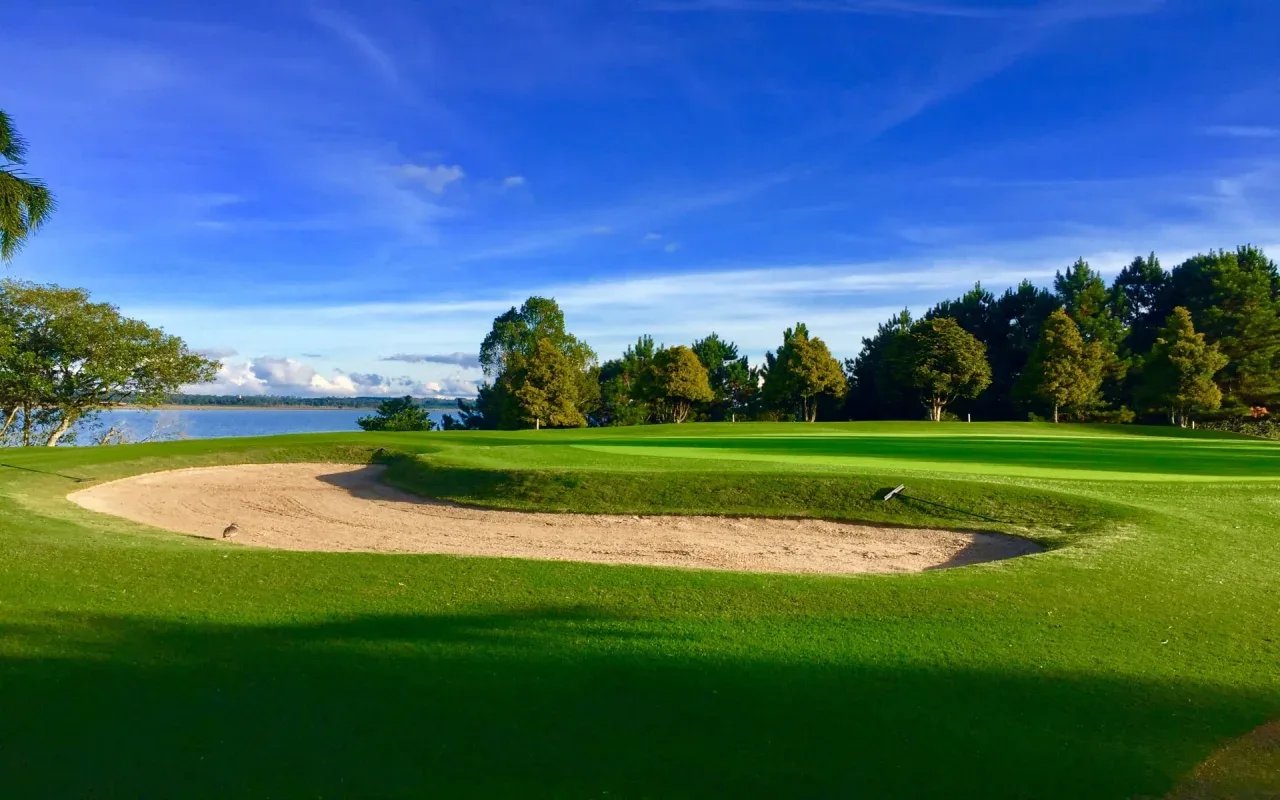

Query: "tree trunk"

xmin=44 ymin=413 xmax=77 ymax=447
xmin=0 ymin=406 xmax=17 ymax=439
xmin=673 ymin=400 xmax=688 ymax=423
xmin=931 ymin=401 xmax=942 ymax=422
xmin=1053 ymin=403 xmax=1059 ymax=424
xmin=534 ymin=418 xmax=541 ymax=431
xmin=21 ymin=403 xmax=32 ymax=447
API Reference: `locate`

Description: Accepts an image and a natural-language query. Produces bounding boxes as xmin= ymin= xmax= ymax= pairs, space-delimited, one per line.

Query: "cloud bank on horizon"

xmin=3 ymin=0 xmax=1279 ymax=397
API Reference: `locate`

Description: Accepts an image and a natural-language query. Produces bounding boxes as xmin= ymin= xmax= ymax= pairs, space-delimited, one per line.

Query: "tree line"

xmin=448 ymin=245 xmax=1280 ymax=430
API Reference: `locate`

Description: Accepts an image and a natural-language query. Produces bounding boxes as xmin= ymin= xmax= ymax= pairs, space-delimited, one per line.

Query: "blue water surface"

xmin=88 ymin=408 xmax=449 ymax=443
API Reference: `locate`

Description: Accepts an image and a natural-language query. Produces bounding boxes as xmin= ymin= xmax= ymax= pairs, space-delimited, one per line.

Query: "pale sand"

xmin=68 ymin=463 xmax=1041 ymax=574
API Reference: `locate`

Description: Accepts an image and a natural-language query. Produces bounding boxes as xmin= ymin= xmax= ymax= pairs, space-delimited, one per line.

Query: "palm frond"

xmin=0 ymin=110 xmax=29 ymax=165
xmin=0 ymin=170 xmax=55 ymax=262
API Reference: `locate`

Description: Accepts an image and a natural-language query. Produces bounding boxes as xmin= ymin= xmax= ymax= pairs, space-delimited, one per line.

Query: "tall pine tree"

xmin=1140 ymin=307 xmax=1228 ymax=427
xmin=1019 ymin=309 xmax=1104 ymax=423
xmin=1054 ymin=259 xmax=1127 ymax=412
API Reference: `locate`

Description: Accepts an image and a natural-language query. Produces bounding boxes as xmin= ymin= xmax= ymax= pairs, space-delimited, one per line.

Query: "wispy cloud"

xmin=393 ymin=163 xmax=465 ymax=194
xmin=646 ymin=0 xmax=1026 ymax=19
xmin=793 ymin=0 xmax=1166 ymax=144
xmin=1201 ymin=125 xmax=1280 ymax=139
xmin=382 ymin=352 xmax=481 ymax=369
xmin=140 ymin=158 xmax=1280 ymax=369
xmin=302 ymin=150 xmax=463 ymax=241
xmin=502 ymin=175 xmax=527 ymax=189
xmin=646 ymin=0 xmax=1165 ymax=21
xmin=308 ymin=6 xmax=399 ymax=86
xmin=195 ymin=346 xmax=238 ymax=359
xmin=456 ymin=171 xmax=794 ymax=262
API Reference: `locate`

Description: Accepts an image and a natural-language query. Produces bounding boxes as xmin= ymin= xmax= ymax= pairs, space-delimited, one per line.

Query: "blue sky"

xmin=4 ymin=0 xmax=1280 ymax=397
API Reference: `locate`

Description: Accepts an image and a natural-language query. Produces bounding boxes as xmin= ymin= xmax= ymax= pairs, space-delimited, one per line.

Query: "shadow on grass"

xmin=895 ymin=492 xmax=1003 ymax=524
xmin=0 ymin=462 xmax=90 ymax=482
xmin=0 ymin=606 xmax=1270 ymax=798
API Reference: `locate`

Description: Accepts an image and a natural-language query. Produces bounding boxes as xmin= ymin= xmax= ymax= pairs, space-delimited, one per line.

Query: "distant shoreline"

xmin=114 ymin=405 xmax=455 ymax=412
xmin=114 ymin=405 xmax=373 ymax=411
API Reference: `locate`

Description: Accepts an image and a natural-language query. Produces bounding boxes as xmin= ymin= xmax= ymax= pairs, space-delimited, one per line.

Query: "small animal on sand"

xmin=222 ymin=522 xmax=240 ymax=539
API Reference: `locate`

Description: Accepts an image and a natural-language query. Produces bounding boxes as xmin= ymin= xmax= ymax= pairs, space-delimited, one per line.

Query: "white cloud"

xmin=393 ymin=163 xmax=465 ymax=194
xmin=663 ymin=241 xmax=681 ymax=253
xmin=195 ymin=356 xmax=477 ymax=397
xmin=502 ymin=175 xmax=527 ymax=189
xmin=423 ymin=377 xmax=480 ymax=396
xmin=643 ymin=232 xmax=663 ymax=241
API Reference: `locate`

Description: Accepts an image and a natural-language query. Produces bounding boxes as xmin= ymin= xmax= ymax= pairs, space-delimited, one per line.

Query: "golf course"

xmin=1 ymin=422 xmax=1277 ymax=798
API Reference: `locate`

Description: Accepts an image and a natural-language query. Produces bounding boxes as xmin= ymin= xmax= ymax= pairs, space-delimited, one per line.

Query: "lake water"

xmin=89 ymin=408 xmax=450 ymax=443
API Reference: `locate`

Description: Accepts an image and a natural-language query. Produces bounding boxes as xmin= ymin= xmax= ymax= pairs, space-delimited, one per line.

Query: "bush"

xmin=357 ymin=396 xmax=436 ymax=432
xmin=1201 ymin=417 xmax=1280 ymax=440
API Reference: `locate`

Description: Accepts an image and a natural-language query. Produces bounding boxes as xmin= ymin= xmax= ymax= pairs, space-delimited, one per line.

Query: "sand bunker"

xmin=68 ymin=463 xmax=1040 ymax=574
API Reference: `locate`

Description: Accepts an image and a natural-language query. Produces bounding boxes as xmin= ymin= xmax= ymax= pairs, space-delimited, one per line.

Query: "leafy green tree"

xmin=920 ymin=281 xmax=1059 ymax=420
xmin=508 ymin=337 xmax=587 ymax=430
xmin=763 ymin=323 xmax=846 ymax=422
xmin=0 ymin=111 xmax=54 ymax=262
xmin=1055 ymin=260 xmax=1122 ymax=342
xmin=450 ymin=383 xmax=507 ymax=431
xmin=357 ymin=396 xmax=435 ymax=431
xmin=929 ymin=284 xmax=997 ymax=341
xmin=717 ymin=356 xmax=758 ymax=422
xmin=1113 ymin=253 xmax=1169 ymax=337
xmin=1019 ymin=309 xmax=1104 ymax=423
xmin=1140 ymin=307 xmax=1228 ymax=427
xmin=1168 ymin=246 xmax=1280 ymax=408
xmin=653 ymin=345 xmax=713 ymax=423
xmin=992 ymin=280 xmax=1061 ymax=416
xmin=596 ymin=335 xmax=658 ymax=426
xmin=0 ymin=281 xmax=216 ymax=446
xmin=1055 ymin=259 xmax=1128 ymax=409
xmin=846 ymin=309 xmax=913 ymax=419
xmin=475 ymin=296 xmax=596 ymax=429
xmin=902 ymin=317 xmax=991 ymax=422
xmin=691 ymin=333 xmax=752 ymax=421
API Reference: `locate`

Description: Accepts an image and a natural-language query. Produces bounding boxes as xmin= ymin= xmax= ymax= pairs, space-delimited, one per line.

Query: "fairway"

xmin=1 ymin=422 xmax=1278 ymax=798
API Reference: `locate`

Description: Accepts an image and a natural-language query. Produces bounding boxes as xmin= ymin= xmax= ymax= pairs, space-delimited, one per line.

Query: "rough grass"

xmin=0 ymin=422 xmax=1277 ymax=798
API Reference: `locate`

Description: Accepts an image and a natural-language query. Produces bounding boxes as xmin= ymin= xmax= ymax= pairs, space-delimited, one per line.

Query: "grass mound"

xmin=379 ymin=451 xmax=1120 ymax=549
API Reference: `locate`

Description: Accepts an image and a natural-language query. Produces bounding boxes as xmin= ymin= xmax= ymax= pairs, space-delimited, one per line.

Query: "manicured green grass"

xmin=1 ymin=422 xmax=1277 ymax=798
